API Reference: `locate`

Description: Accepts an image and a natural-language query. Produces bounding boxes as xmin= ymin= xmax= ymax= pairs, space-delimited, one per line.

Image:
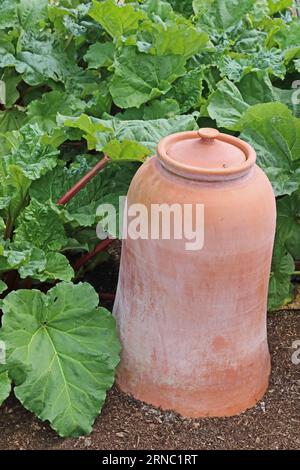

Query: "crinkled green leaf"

xmin=268 ymin=242 xmax=295 ymax=311
xmin=167 ymin=0 xmax=194 ymax=16
xmin=276 ymin=192 xmax=300 ymax=260
xmin=59 ymin=114 xmax=113 ymax=150
xmin=18 ymin=0 xmax=48 ymax=31
xmin=0 ymin=129 xmax=22 ymax=157
xmin=0 ymin=370 xmax=11 ymax=406
xmin=40 ymin=127 xmax=72 ymax=149
xmin=240 ymin=103 xmax=300 ymax=196
xmin=14 ymin=199 xmax=68 ymax=252
xmin=18 ymin=250 xmax=74 ymax=282
xmin=0 ymin=242 xmax=72 ymax=282
xmin=0 ymin=0 xmax=19 ymax=29
xmin=59 ymin=113 xmax=198 ymax=154
xmin=14 ymin=32 xmax=81 ymax=86
xmin=268 ymin=0 xmax=292 ymax=14
xmin=0 ymin=282 xmax=120 ymax=436
xmin=218 ymin=48 xmax=285 ymax=81
xmin=84 ymin=42 xmax=115 ymax=69
xmin=207 ymin=72 xmax=276 ymax=130
xmin=264 ymin=167 xmax=300 ymax=197
xmin=142 ymin=99 xmax=180 ymax=119
xmin=16 ymin=246 xmax=47 ymax=279
xmin=152 ymin=22 xmax=209 ymax=59
xmin=103 ymin=139 xmax=151 ymax=161
xmin=0 ymin=49 xmax=17 ymax=70
xmin=105 ymin=98 xmax=180 ymax=121
xmin=207 ymin=79 xmax=250 ymax=130
xmin=111 ymin=114 xmax=198 ymax=153
xmin=30 ymin=160 xmax=139 ymax=228
xmin=194 ymin=0 xmax=256 ymax=31
xmin=89 ymin=0 xmax=146 ymax=38
xmin=217 ymin=56 xmax=253 ymax=83
xmin=0 ymin=109 xmax=26 ymax=133
xmin=141 ymin=0 xmax=174 ymax=20
xmin=85 ymin=83 xmax=112 ymax=118
xmin=64 ymin=69 xmax=107 ymax=100
xmin=237 ymin=71 xmax=275 ymax=105
xmin=248 ymin=0 xmax=270 ymax=24
xmin=273 ymin=20 xmax=300 ymax=63
xmin=109 ymin=47 xmax=186 ymax=109
xmin=48 ymin=2 xmax=92 ymax=36
xmin=37 ymin=253 xmax=74 ymax=282
xmin=166 ymin=67 xmax=203 ymax=113
xmin=0 ymin=69 xmax=21 ymax=108
xmin=0 ymin=243 xmax=32 ymax=273
xmin=0 ymin=164 xmax=31 ymax=224
xmin=27 ymin=91 xmax=86 ymax=132
xmin=116 ymin=99 xmax=180 ymax=120
xmin=193 ymin=0 xmax=215 ymax=16
xmin=1 ymin=124 xmax=59 ymax=181
xmin=233 ymin=29 xmax=268 ymax=53
xmin=63 ymin=228 xmax=100 ymax=254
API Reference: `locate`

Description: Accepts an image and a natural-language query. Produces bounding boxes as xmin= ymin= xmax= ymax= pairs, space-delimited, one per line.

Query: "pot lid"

xmin=157 ymin=128 xmax=256 ymax=181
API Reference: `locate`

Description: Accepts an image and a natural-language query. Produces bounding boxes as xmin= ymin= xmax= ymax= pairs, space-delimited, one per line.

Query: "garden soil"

xmin=0 ymin=245 xmax=299 ymax=450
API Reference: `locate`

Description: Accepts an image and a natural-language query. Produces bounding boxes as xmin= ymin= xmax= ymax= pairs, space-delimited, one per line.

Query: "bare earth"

xmin=0 ymin=310 xmax=299 ymax=450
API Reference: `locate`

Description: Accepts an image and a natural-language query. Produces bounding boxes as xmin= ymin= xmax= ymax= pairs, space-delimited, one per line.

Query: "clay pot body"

xmin=113 ymin=129 xmax=276 ymax=417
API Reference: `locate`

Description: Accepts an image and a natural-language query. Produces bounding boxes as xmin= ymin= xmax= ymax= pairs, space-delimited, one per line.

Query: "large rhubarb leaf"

xmin=194 ymin=0 xmax=256 ymax=31
xmin=273 ymin=20 xmax=300 ymax=63
xmin=89 ymin=0 xmax=146 ymax=39
xmin=239 ymin=103 xmax=300 ymax=196
xmin=0 ymin=282 xmax=120 ymax=436
xmin=27 ymin=91 xmax=86 ymax=132
xmin=109 ymin=47 xmax=186 ymax=109
xmin=207 ymin=72 xmax=276 ymax=130
xmin=0 ymin=370 xmax=11 ymax=406
xmin=14 ymin=199 xmax=68 ymax=251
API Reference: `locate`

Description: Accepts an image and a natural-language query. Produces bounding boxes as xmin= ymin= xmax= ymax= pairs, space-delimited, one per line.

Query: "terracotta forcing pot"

xmin=113 ymin=128 xmax=276 ymax=417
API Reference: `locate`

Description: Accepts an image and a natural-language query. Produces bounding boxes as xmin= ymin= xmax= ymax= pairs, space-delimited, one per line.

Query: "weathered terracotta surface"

xmin=113 ymin=129 xmax=276 ymax=417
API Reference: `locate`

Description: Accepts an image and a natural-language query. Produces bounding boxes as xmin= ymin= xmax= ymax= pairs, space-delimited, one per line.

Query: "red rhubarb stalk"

xmin=57 ymin=155 xmax=110 ymax=206
xmin=57 ymin=155 xmax=116 ymax=271
xmin=73 ymin=238 xmax=114 ymax=271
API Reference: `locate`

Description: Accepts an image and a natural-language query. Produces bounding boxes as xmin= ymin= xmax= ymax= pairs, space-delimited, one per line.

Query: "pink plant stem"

xmin=74 ymin=238 xmax=114 ymax=271
xmin=57 ymin=155 xmax=110 ymax=206
xmin=56 ymin=155 xmax=115 ymax=271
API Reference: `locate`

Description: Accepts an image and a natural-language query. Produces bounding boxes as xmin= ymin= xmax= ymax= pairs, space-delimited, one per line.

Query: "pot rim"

xmin=157 ymin=131 xmax=256 ymax=182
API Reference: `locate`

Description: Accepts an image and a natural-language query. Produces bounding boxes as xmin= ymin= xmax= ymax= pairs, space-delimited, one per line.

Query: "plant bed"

xmin=0 ymin=310 xmax=299 ymax=450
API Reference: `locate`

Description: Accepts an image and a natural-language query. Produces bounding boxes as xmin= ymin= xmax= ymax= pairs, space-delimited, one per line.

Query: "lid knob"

xmin=197 ymin=128 xmax=220 ymax=143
